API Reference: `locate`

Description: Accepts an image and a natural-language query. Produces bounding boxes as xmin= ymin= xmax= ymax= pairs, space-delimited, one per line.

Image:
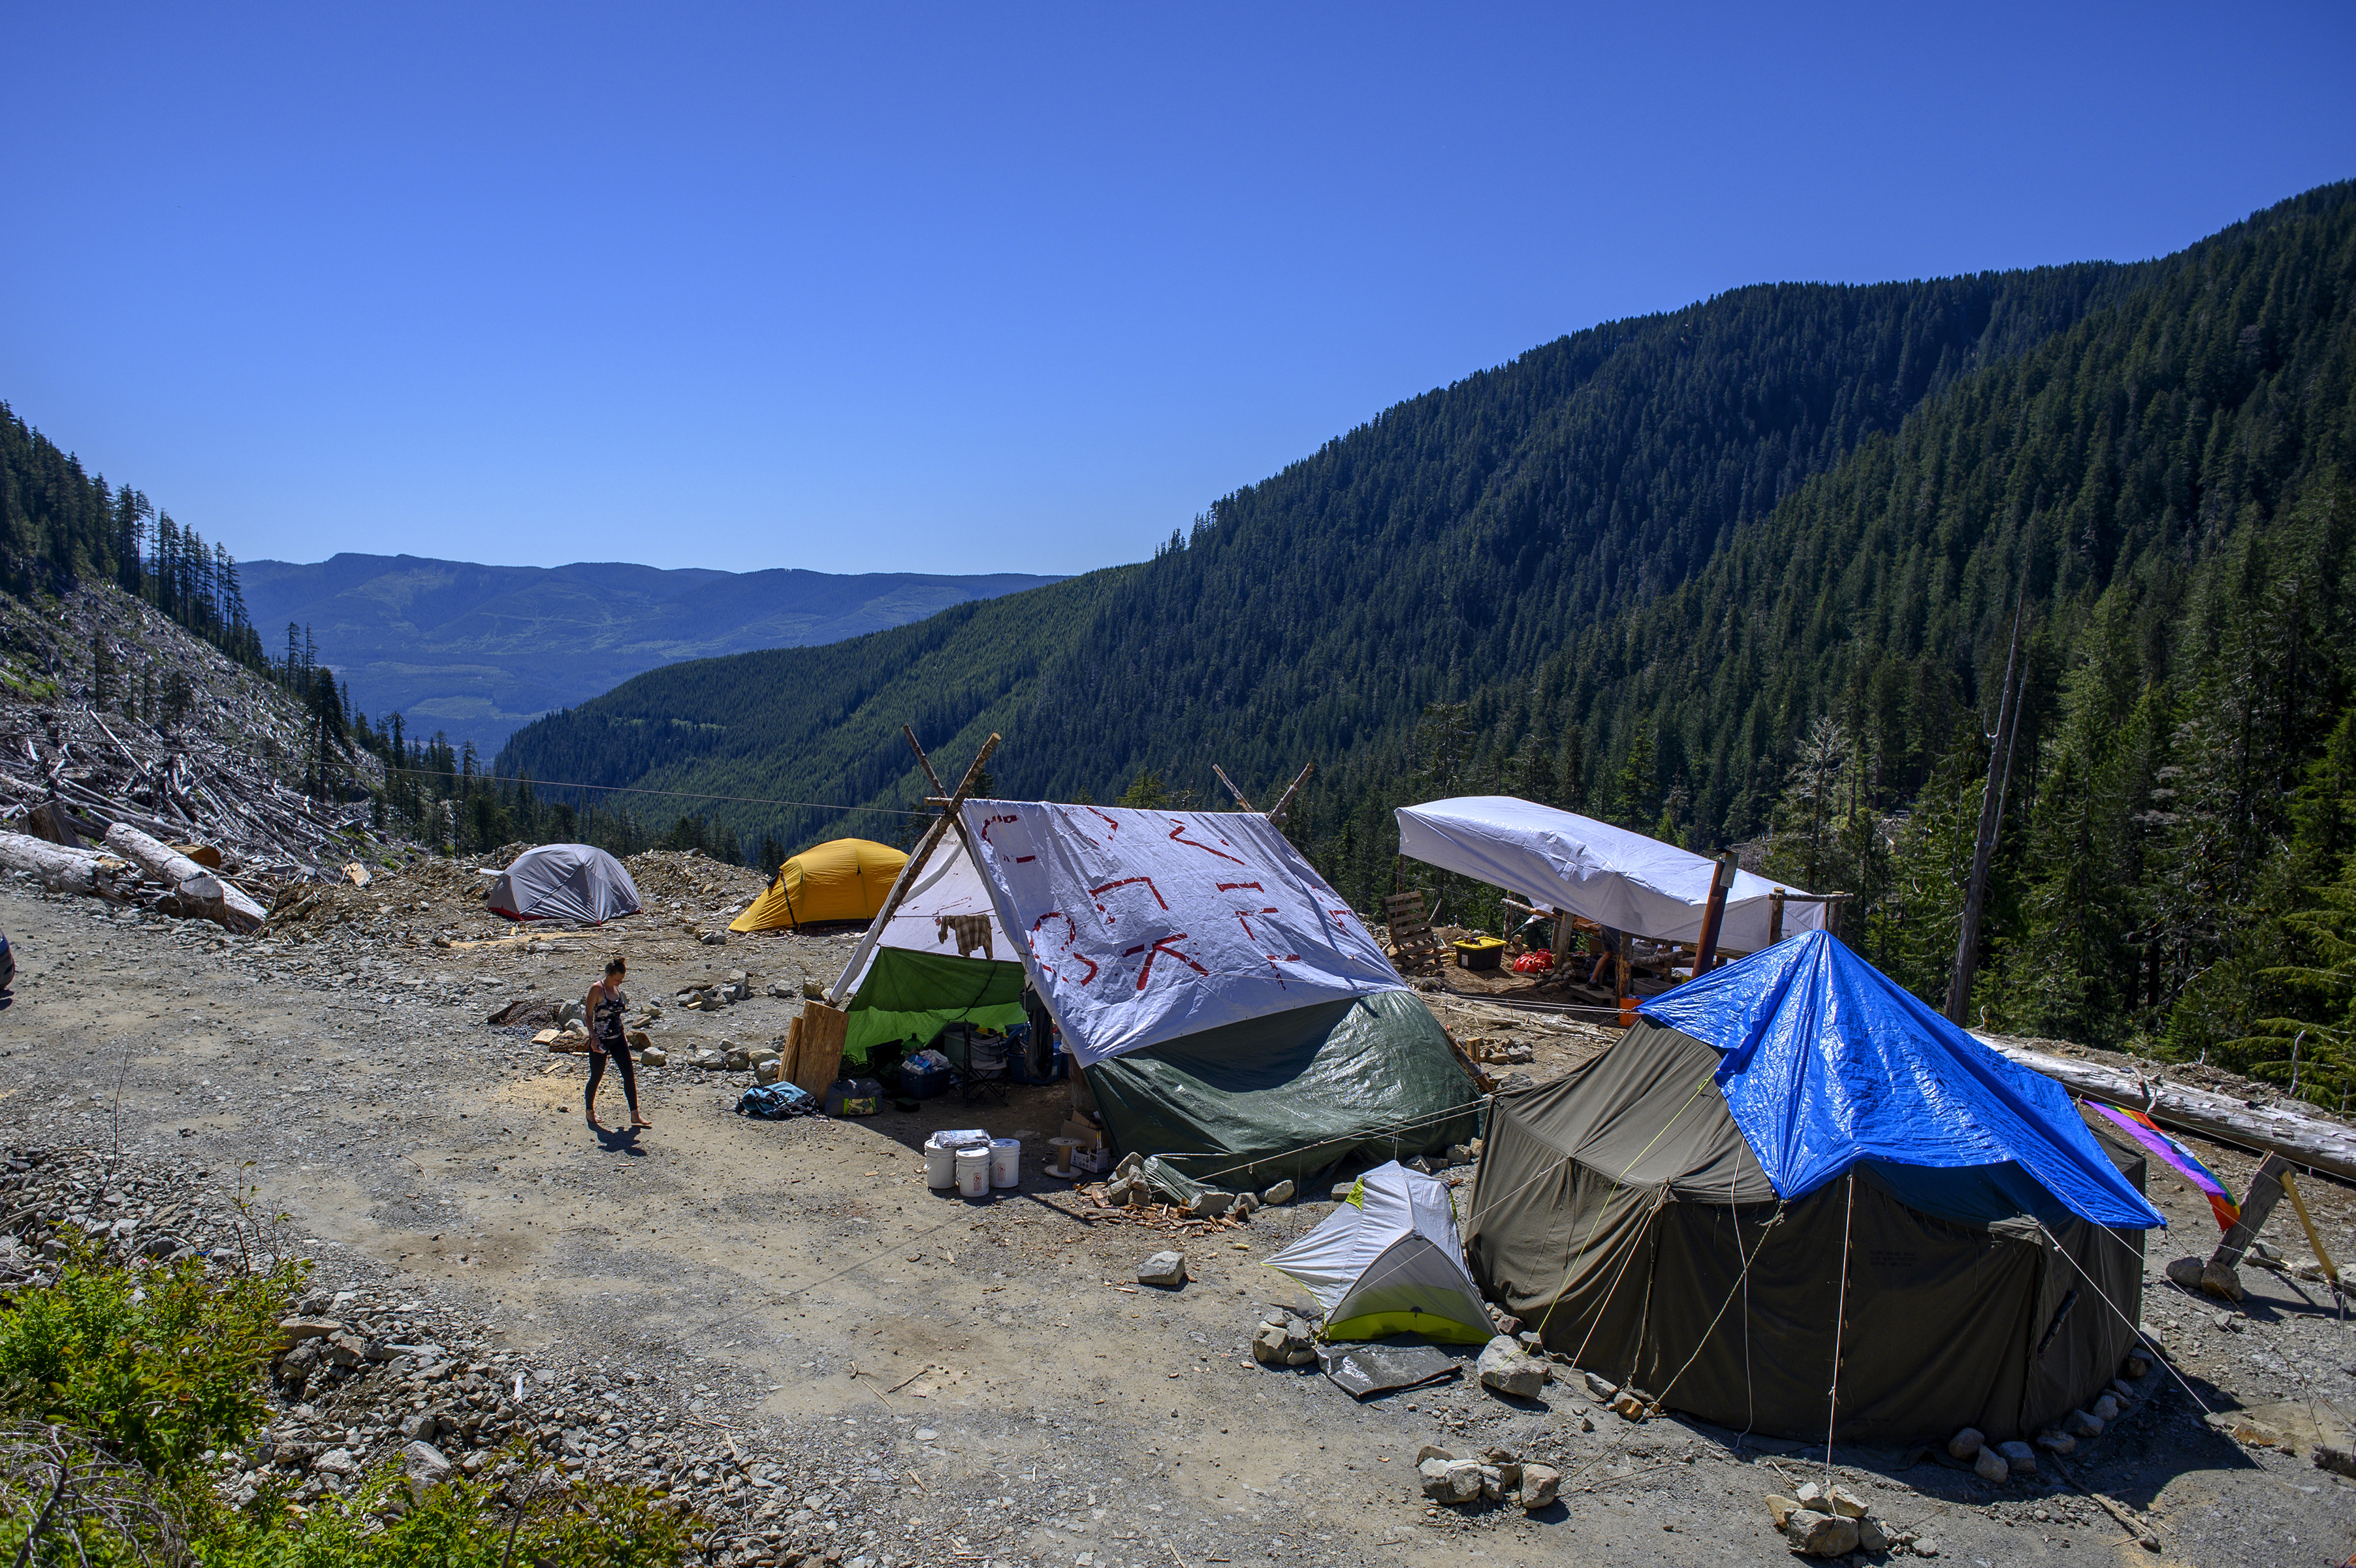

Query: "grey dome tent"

xmin=486 ymin=844 xmax=643 ymax=925
xmin=1463 ymin=933 xmax=2161 ymax=1444
xmin=1265 ymin=1161 xmax=1493 ymax=1344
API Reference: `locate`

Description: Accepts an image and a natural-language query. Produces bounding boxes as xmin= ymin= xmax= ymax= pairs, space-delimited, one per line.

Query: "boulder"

xmin=2092 ymin=1393 xmax=2121 ymax=1422
xmin=639 ymin=1046 xmax=668 ymax=1067
xmin=1582 ymin=1371 xmax=1617 ymax=1402
xmin=1946 ymin=1427 xmax=1984 ymax=1460
xmin=402 ymin=1441 xmax=452 ymax=1485
xmin=1418 ymin=1458 xmax=1484 ymax=1504
xmin=2033 ymin=1428 xmax=2077 ymax=1455
xmin=1517 ymin=1463 xmax=1561 ymax=1509
xmin=277 ymin=1316 xmax=341 ymax=1345
xmin=1138 ymin=1251 xmax=1187 ymax=1288
xmin=755 ymin=1057 xmax=783 ymax=1085
xmin=1476 ymin=1336 xmax=1548 ymax=1399
xmin=2063 ymin=1408 xmax=2103 ymax=1439
xmin=1188 ymin=1191 xmax=1235 ymax=1219
xmin=1260 ymin=1179 xmax=1295 ymax=1205
xmin=1414 ymin=1445 xmax=1458 ymax=1465
xmin=1996 ymin=1439 xmax=2036 ymax=1475
xmin=1856 ymin=1516 xmax=1890 ymax=1553
xmin=1823 ymin=1485 xmax=1868 ymax=1520
xmin=1973 ymin=1446 xmax=2009 ymax=1482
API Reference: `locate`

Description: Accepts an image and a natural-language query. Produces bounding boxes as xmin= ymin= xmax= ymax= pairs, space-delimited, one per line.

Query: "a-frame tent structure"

xmin=801 ymin=736 xmax=1482 ymax=1192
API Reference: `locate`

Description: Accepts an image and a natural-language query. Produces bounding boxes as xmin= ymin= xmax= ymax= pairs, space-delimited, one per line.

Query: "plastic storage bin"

xmin=1454 ymin=936 xmax=1507 ymax=971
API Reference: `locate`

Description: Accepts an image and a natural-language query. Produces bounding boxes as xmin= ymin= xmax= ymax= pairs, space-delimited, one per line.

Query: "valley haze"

xmin=238 ymin=552 xmax=1063 ymax=754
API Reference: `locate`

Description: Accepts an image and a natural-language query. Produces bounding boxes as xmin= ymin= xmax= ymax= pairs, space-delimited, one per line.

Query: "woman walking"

xmin=584 ymin=955 xmax=650 ymax=1130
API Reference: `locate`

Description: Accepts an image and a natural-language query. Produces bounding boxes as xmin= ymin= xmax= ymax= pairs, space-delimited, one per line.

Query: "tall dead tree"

xmin=1946 ymin=591 xmax=2029 ymax=1025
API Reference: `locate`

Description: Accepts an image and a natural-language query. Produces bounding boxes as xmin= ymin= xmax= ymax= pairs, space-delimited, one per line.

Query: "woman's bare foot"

xmin=588 ymin=1114 xmax=607 ymax=1130
xmin=630 ymin=1116 xmax=653 ymax=1129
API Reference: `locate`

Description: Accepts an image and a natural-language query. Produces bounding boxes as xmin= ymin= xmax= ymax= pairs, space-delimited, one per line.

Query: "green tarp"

xmin=842 ymin=946 xmax=1027 ymax=1062
xmin=1084 ymin=990 xmax=1483 ymax=1195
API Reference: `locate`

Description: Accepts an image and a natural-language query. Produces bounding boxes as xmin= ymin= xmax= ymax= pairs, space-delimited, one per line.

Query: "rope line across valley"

xmin=377 ymin=764 xmax=928 ymax=816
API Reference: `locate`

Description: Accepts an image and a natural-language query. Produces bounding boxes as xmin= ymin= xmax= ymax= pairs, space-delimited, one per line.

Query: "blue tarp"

xmin=1639 ymin=931 xmax=2164 ymax=1230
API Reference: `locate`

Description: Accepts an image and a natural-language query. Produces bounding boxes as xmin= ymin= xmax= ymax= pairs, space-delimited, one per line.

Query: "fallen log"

xmin=0 ymin=831 xmax=127 ymax=896
xmin=1974 ymin=1032 xmax=2356 ymax=1183
xmin=101 ymin=821 xmax=268 ymax=933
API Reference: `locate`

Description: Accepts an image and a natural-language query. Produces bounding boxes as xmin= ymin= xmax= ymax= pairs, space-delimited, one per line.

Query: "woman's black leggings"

xmin=586 ymin=1037 xmax=638 ymax=1120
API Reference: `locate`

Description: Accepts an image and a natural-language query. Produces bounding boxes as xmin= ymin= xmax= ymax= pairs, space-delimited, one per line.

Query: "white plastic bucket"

xmin=954 ymin=1145 xmax=991 ymax=1199
xmin=989 ymin=1138 xmax=1020 ymax=1188
xmin=923 ymin=1138 xmax=959 ymax=1190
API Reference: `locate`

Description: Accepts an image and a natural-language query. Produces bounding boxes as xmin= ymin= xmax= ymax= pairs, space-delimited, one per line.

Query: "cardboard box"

xmin=1070 ymin=1147 xmax=1112 ymax=1175
xmin=1060 ymin=1117 xmax=1105 ymax=1153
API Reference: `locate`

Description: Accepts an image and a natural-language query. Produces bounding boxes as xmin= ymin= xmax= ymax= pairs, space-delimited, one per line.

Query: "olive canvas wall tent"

xmin=944 ymin=799 xmax=1483 ymax=1191
xmin=1463 ymin=931 xmax=2163 ymax=1443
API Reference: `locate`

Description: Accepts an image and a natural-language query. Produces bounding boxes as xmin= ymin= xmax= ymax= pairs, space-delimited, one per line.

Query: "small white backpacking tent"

xmin=486 ymin=843 xmax=643 ymax=925
xmin=1395 ymin=795 xmax=1823 ymax=950
xmin=1264 ymin=1160 xmax=1493 ymax=1344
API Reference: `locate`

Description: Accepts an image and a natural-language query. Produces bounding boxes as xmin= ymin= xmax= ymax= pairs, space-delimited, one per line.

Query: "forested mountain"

xmin=500 ymin=182 xmax=2356 ymax=1100
xmin=1 ymin=402 xmax=264 ymax=665
xmin=240 ymin=554 xmax=1062 ymax=752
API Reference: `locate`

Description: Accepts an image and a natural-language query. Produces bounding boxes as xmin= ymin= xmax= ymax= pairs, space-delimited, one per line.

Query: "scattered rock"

xmin=700 ymin=930 xmax=729 ymax=945
xmin=1260 ymin=1179 xmax=1294 ymax=1205
xmin=754 ymin=1057 xmax=782 ymax=1085
xmin=2092 ymin=1393 xmax=2121 ymax=1422
xmin=1996 ymin=1439 xmax=2036 ymax=1475
xmin=1250 ymin=1317 xmax=1316 ymax=1368
xmin=1188 ymin=1191 xmax=1234 ymax=1219
xmin=1856 ymin=1516 xmax=1890 ymax=1553
xmin=639 ymin=1045 xmax=668 ymax=1067
xmin=1609 ymin=1389 xmax=1648 ymax=1421
xmin=1780 ymin=1509 xmax=1859 ymax=1557
xmin=1419 ymin=1457 xmax=1483 ymax=1503
xmin=2033 ymin=1428 xmax=2077 ymax=1455
xmin=1476 ymin=1336 xmax=1548 ymax=1399
xmin=1138 ymin=1251 xmax=1187 ymax=1288
xmin=1414 ymin=1444 xmax=1457 ymax=1465
xmin=402 ymin=1440 xmax=453 ymax=1484
xmin=1765 ymin=1494 xmax=1798 ymax=1528
xmin=1973 ymin=1445 xmax=2009 ymax=1482
xmin=1947 ymin=1427 xmax=1984 ymax=1460
xmin=2063 ymin=1408 xmax=2103 ymax=1439
xmin=2124 ymin=1353 xmax=2150 ymax=1379
xmin=313 ymin=1448 xmax=357 ymax=1477
xmin=278 ymin=1316 xmax=340 ymax=1344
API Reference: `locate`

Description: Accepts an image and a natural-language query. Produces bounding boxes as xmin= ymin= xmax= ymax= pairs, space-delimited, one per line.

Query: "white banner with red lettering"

xmin=958 ymin=801 xmax=1405 ymax=1066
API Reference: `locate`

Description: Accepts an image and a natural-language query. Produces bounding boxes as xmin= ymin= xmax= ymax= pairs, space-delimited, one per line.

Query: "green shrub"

xmin=203 ymin=1450 xmax=698 ymax=1568
xmin=0 ymin=1241 xmax=296 ymax=1479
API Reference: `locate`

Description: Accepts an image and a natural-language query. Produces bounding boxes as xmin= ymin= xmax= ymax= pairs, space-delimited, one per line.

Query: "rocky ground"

xmin=1 ymin=862 xmax=2352 ymax=1567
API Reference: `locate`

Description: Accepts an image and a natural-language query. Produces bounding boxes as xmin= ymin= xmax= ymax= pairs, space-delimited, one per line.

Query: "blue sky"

xmin=3 ymin=3 xmax=2350 ymax=577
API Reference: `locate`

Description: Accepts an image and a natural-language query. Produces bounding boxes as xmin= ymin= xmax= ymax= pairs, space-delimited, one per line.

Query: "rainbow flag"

xmin=2088 ymin=1101 xmax=2240 ymax=1232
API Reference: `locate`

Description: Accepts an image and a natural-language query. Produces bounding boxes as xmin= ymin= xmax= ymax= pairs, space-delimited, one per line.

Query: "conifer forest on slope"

xmin=494 ymin=182 xmax=2356 ymax=1101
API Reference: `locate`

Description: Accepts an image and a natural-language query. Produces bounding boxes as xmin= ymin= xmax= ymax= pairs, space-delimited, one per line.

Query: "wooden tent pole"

xmin=1690 ymin=849 xmax=1738 ymax=977
xmin=1768 ymin=888 xmax=1787 ymax=945
xmin=825 ymin=733 xmax=1000 ymax=1008
xmin=904 ymin=726 xmax=979 ymax=856
xmin=1266 ymin=761 xmax=1315 ymax=825
xmin=1211 ymin=764 xmax=1256 ymax=812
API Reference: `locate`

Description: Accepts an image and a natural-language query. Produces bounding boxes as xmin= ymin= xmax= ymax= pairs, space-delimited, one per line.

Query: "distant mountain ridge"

xmin=239 ymin=554 xmax=1062 ymax=751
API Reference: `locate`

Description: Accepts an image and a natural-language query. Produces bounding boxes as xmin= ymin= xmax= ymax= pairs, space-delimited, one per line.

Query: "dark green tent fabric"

xmin=842 ymin=946 xmax=1027 ymax=1061
xmin=1084 ymin=990 xmax=1483 ymax=1194
xmin=1463 ymin=1019 xmax=2148 ymax=1443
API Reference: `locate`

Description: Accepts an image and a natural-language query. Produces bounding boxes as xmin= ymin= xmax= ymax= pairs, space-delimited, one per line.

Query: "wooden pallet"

xmin=1383 ymin=890 xmax=1448 ymax=974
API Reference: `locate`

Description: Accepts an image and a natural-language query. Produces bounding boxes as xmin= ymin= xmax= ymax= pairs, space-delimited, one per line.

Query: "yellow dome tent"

xmin=731 ymin=839 xmax=909 ymax=932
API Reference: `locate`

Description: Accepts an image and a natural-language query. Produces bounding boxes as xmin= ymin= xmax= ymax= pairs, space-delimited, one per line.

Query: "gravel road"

xmin=2 ymin=869 xmax=2349 ymax=1567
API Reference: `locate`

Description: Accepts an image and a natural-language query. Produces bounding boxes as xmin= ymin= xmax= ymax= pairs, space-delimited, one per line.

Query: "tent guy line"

xmin=378 ymin=765 xmax=930 ymax=816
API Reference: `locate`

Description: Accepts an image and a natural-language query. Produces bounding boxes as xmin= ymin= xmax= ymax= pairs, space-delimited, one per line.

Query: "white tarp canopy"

xmin=959 ymin=801 xmax=1403 ymax=1067
xmin=1263 ymin=1160 xmax=1493 ymax=1344
xmin=844 ymin=833 xmax=1014 ymax=991
xmin=485 ymin=842 xmax=643 ymax=925
xmin=1394 ymin=795 xmax=1823 ymax=951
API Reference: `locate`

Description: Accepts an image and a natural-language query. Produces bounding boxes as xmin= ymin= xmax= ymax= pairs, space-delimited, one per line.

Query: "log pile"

xmin=0 ymin=582 xmax=405 ymax=923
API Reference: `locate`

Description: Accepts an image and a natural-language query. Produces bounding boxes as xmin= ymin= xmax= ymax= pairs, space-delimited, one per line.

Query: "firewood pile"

xmin=0 ymin=583 xmax=403 ymax=927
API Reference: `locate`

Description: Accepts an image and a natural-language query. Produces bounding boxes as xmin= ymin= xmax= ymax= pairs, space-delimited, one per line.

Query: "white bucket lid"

xmin=953 ymin=1145 xmax=990 ymax=1162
